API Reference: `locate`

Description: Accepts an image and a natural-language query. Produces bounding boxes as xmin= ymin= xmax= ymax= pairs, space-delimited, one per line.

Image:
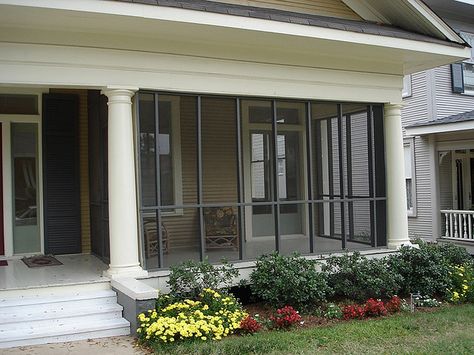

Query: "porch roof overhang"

xmin=405 ymin=109 xmax=474 ymax=136
xmin=0 ymin=0 xmax=470 ymax=78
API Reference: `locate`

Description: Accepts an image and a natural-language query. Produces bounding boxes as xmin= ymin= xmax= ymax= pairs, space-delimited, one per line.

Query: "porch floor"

xmin=146 ymin=236 xmax=375 ymax=269
xmin=0 ymin=254 xmax=109 ymax=291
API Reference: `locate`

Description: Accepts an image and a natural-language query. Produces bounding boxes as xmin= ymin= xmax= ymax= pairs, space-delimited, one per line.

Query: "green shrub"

xmin=388 ymin=243 xmax=451 ymax=297
xmin=322 ymin=252 xmax=402 ymax=302
xmin=422 ymin=241 xmax=473 ymax=266
xmin=167 ymin=258 xmax=239 ymax=299
xmin=250 ymin=252 xmax=331 ymax=310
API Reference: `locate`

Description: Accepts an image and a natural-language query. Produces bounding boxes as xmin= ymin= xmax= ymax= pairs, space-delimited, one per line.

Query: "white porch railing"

xmin=441 ymin=210 xmax=474 ymax=241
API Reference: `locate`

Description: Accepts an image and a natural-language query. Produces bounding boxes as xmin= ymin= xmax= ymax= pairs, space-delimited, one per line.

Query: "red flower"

xmin=240 ymin=316 xmax=262 ymax=334
xmin=364 ymin=298 xmax=387 ymax=317
xmin=270 ymin=306 xmax=302 ymax=329
xmin=385 ymin=296 xmax=402 ymax=314
xmin=342 ymin=304 xmax=365 ymax=320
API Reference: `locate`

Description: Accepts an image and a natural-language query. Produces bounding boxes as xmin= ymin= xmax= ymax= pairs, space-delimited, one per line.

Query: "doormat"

xmin=0 ymin=260 xmax=7 ymax=266
xmin=22 ymin=255 xmax=63 ymax=268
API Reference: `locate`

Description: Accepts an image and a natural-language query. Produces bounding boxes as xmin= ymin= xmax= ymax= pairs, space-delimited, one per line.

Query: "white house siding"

xmin=401 ymin=71 xmax=435 ymax=239
xmin=434 ymin=65 xmax=474 ymax=118
xmin=402 ymin=66 xmax=474 ymax=241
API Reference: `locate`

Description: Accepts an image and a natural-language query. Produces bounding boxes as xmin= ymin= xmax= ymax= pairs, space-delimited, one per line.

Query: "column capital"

xmin=101 ymin=87 xmax=138 ymax=105
xmin=384 ymin=103 xmax=403 ymax=115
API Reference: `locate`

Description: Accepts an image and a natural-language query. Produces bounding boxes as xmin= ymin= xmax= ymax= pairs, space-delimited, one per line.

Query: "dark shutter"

xmin=88 ymin=90 xmax=110 ymax=262
xmin=43 ymin=94 xmax=81 ymax=255
xmin=451 ymin=63 xmax=465 ymax=94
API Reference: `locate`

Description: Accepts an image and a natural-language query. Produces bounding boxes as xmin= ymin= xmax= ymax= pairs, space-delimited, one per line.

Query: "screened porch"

xmin=136 ymin=93 xmax=388 ymax=270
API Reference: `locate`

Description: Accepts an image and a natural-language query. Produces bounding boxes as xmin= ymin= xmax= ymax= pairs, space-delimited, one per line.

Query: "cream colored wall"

xmin=49 ymin=89 xmax=91 ymax=254
xmin=210 ymin=0 xmax=362 ymax=20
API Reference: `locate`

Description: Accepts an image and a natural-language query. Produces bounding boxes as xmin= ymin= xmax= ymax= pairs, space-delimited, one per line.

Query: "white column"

xmin=384 ymin=103 xmax=413 ymax=249
xmin=102 ymin=87 xmax=147 ymax=279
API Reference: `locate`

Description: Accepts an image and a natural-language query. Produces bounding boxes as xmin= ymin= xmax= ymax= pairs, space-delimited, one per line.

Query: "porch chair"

xmin=144 ymin=220 xmax=169 ymax=257
xmin=203 ymin=207 xmax=239 ymax=250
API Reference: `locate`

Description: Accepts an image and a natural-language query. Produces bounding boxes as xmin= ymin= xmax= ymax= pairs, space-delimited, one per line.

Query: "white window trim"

xmin=402 ymin=74 xmax=412 ymax=98
xmin=241 ymin=100 xmax=308 ymax=241
xmin=459 ymin=32 xmax=474 ymax=96
xmin=404 ymin=138 xmax=417 ymax=217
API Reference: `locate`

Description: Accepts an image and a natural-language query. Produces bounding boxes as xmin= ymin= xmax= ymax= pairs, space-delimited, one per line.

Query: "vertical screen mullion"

xmin=272 ymin=100 xmax=281 ymax=251
xmin=197 ymin=96 xmax=205 ymax=261
xmin=153 ymin=93 xmax=164 ymax=268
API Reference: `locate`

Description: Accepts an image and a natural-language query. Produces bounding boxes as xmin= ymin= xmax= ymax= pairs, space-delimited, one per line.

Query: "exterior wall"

xmin=209 ymin=0 xmax=362 ymax=20
xmin=401 ymin=72 xmax=434 ymax=239
xmin=50 ymin=89 xmax=91 ymax=253
xmin=401 ymin=15 xmax=474 ymax=240
xmin=434 ymin=65 xmax=474 ymax=118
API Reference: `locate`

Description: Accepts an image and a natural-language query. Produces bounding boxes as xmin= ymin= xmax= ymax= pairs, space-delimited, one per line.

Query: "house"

xmin=402 ymin=0 xmax=474 ymax=253
xmin=0 ymin=0 xmax=470 ymax=348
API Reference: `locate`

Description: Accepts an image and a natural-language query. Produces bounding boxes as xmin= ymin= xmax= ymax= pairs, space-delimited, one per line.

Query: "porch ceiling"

xmin=0 ymin=0 xmax=470 ymax=76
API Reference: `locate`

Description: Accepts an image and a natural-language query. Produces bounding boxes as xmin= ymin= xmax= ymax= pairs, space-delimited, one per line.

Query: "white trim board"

xmin=405 ymin=121 xmax=474 ymax=136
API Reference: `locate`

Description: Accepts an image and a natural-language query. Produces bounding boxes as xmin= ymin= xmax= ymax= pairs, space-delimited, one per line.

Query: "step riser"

xmin=0 ymin=310 xmax=124 ymax=333
xmin=0 ymin=303 xmax=123 ymax=323
xmin=0 ymin=282 xmax=111 ymax=300
xmin=0 ymin=326 xmax=130 ymax=349
xmin=0 ymin=295 xmax=118 ymax=311
xmin=0 ymin=289 xmax=116 ymax=308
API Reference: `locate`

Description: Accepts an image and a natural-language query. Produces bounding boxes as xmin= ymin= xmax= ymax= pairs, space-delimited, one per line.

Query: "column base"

xmin=387 ymin=239 xmax=419 ymax=250
xmin=104 ymin=264 xmax=148 ymax=280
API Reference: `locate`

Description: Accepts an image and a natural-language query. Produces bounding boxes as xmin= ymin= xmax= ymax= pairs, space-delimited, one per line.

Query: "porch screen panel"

xmin=137 ymin=91 xmax=387 ymax=270
xmin=201 ymin=97 xmax=239 ymax=262
xmin=311 ymin=103 xmax=344 ymax=253
xmin=276 ymin=101 xmax=310 ymax=255
xmin=343 ymin=104 xmax=374 ymax=250
xmin=138 ymin=93 xmax=200 ymax=269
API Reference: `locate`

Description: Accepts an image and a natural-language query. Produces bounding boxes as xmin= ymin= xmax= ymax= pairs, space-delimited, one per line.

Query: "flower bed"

xmin=137 ymin=241 xmax=474 ymax=349
xmin=137 ymin=289 xmax=247 ymax=345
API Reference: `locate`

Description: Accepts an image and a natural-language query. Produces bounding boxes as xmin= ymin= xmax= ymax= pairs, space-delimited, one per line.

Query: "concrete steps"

xmin=0 ymin=283 xmax=130 ymax=349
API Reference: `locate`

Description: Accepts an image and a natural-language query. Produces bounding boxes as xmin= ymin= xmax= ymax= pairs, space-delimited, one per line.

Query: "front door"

xmin=243 ymin=100 xmax=307 ymax=240
xmin=453 ymin=150 xmax=474 ymax=210
xmin=0 ymin=123 xmax=3 ymax=255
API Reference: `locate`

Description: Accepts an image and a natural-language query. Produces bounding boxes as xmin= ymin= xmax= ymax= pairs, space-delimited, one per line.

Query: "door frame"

xmin=0 ymin=88 xmax=46 ymax=257
xmin=241 ymin=100 xmax=309 ymax=241
xmin=452 ymin=149 xmax=474 ymax=210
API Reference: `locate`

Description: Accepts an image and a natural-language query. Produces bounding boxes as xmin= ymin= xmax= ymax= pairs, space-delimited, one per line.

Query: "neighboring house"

xmin=0 ymin=0 xmax=470 ymax=348
xmin=402 ymin=0 xmax=474 ymax=253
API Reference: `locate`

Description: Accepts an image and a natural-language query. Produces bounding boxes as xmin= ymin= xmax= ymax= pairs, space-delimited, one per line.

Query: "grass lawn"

xmin=151 ymin=304 xmax=474 ymax=355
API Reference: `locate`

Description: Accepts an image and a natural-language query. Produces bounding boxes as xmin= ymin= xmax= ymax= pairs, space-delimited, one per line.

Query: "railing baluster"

xmin=445 ymin=213 xmax=450 ymax=238
xmin=450 ymin=213 xmax=453 ymax=239
xmin=454 ymin=213 xmax=458 ymax=238
xmin=467 ymin=214 xmax=472 ymax=239
xmin=463 ymin=214 xmax=468 ymax=239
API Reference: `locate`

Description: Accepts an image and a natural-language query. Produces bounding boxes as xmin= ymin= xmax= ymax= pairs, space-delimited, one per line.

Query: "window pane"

xmin=12 ymin=123 xmax=40 ymax=254
xmin=251 ymin=132 xmax=270 ymax=202
xmin=138 ymin=94 xmax=180 ymax=208
xmin=138 ymin=93 xmax=157 ymax=207
xmin=276 ymin=102 xmax=303 ymax=125
xmin=406 ymin=179 xmax=413 ymax=209
xmin=248 ymin=102 xmax=272 ymax=123
xmin=463 ymin=63 xmax=474 ymax=93
xmin=0 ymin=94 xmax=38 ymax=115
